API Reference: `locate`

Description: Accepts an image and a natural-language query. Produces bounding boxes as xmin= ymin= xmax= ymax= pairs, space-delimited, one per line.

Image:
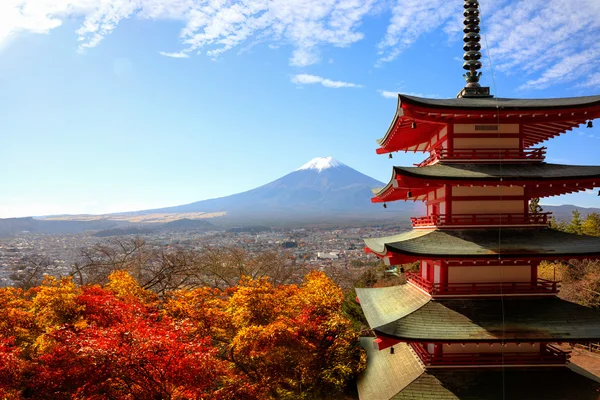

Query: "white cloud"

xmin=377 ymin=0 xmax=461 ymax=64
xmin=379 ymin=90 xmax=399 ymax=99
xmin=485 ymin=0 xmax=600 ymax=89
xmin=378 ymin=0 xmax=600 ymax=90
xmin=0 ymin=0 xmax=376 ymax=66
xmin=580 ymin=72 xmax=600 ymax=89
xmin=159 ymin=51 xmax=189 ymax=58
xmin=1 ymin=0 xmax=600 ymax=89
xmin=291 ymin=74 xmax=362 ymax=88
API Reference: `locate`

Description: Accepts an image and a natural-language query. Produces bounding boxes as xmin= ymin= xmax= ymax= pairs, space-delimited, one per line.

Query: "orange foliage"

xmin=0 ymin=270 xmax=364 ymax=399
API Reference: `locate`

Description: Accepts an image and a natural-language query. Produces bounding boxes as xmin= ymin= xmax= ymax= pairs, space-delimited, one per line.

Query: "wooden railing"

xmin=411 ymin=213 xmax=552 ymax=228
xmin=406 ymin=272 xmax=434 ymax=293
xmin=416 ymin=147 xmax=546 ymax=167
xmin=406 ymin=272 xmax=560 ymax=296
xmin=573 ymin=342 xmax=600 ymax=354
xmin=410 ymin=343 xmax=569 ymax=367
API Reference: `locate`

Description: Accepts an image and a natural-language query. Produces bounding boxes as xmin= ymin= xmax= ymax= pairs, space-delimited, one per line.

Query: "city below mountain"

xmin=0 ymin=157 xmax=598 ymax=235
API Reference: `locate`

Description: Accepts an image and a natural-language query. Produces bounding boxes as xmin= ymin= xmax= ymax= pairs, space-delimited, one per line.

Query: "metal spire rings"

xmin=463 ymin=0 xmax=482 ymax=85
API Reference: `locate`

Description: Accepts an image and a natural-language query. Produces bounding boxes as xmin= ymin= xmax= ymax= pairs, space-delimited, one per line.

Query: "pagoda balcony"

xmin=415 ymin=147 xmax=546 ymax=167
xmin=406 ymin=272 xmax=560 ymax=296
xmin=410 ymin=213 xmax=552 ymax=229
xmin=410 ymin=343 xmax=570 ymax=368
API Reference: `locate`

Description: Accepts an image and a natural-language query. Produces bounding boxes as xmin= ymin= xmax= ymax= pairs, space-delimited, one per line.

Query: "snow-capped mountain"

xmin=146 ymin=157 xmax=418 ymax=223
xmin=297 ymin=156 xmax=344 ymax=172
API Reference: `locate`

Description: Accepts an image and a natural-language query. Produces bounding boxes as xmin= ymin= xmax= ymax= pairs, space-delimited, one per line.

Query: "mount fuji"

xmin=143 ymin=157 xmax=417 ymax=225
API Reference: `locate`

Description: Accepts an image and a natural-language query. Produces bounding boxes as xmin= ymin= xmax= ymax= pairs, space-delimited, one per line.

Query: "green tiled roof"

xmin=364 ymin=228 xmax=600 ymax=258
xmin=358 ymin=334 xmax=600 ymax=400
xmin=379 ymin=296 xmax=600 ymax=341
xmin=391 ymin=367 xmax=600 ymax=400
xmin=355 ymin=284 xmax=430 ymax=328
xmin=392 ymin=163 xmax=600 ymax=181
xmin=357 ymin=339 xmax=424 ymax=400
xmin=399 ymin=93 xmax=600 ymax=111
xmin=358 ymin=284 xmax=600 ymax=342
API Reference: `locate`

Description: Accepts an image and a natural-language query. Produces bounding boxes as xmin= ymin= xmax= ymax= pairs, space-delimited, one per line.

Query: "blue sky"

xmin=1 ymin=0 xmax=600 ymax=217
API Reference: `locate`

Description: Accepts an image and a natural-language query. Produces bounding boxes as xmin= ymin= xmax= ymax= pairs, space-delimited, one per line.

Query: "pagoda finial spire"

xmin=457 ymin=0 xmax=492 ymax=98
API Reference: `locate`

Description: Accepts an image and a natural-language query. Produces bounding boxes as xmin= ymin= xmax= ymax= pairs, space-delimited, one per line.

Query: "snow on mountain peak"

xmin=297 ymin=157 xmax=344 ymax=172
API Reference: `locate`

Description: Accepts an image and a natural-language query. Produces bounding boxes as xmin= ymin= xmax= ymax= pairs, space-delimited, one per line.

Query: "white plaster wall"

xmin=448 ymin=265 xmax=531 ymax=283
xmin=451 ymin=200 xmax=524 ymax=214
xmin=452 ymin=186 xmax=524 ymax=196
xmin=439 ymin=201 xmax=446 ymax=214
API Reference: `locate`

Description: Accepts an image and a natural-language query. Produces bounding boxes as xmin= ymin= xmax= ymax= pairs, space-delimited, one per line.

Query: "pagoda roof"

xmin=373 ymin=163 xmax=600 ymax=202
xmin=357 ymin=340 xmax=424 ymax=400
xmin=377 ymin=94 xmax=600 ymax=153
xmin=392 ymin=163 xmax=600 ymax=180
xmin=364 ymin=228 xmax=600 ymax=260
xmin=357 ymin=338 xmax=600 ymax=400
xmin=356 ymin=284 xmax=600 ymax=342
xmin=398 ymin=93 xmax=600 ymax=111
xmin=390 ymin=367 xmax=600 ymax=400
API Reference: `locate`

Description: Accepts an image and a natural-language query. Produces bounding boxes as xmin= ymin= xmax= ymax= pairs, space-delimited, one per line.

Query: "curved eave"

xmin=371 ymin=168 xmax=441 ymax=203
xmin=376 ymin=93 xmax=600 ymax=153
xmin=375 ymin=296 xmax=600 ymax=342
xmin=373 ymin=163 xmax=600 ymax=203
xmin=358 ymin=340 xmax=600 ymax=400
xmin=376 ymin=95 xmax=446 ymax=155
xmin=393 ymin=163 xmax=600 ymax=182
xmin=364 ymin=228 xmax=600 ymax=260
xmin=358 ymin=284 xmax=600 ymax=342
xmin=400 ymin=93 xmax=600 ymax=111
xmin=386 ymin=367 xmax=600 ymax=399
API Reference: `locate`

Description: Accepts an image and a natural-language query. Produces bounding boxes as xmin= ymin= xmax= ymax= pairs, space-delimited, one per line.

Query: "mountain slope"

xmin=542 ymin=204 xmax=600 ymax=220
xmin=148 ymin=157 xmax=407 ymax=217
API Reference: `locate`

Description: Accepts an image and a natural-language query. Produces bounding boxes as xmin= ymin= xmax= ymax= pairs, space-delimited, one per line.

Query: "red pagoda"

xmin=356 ymin=1 xmax=600 ymax=399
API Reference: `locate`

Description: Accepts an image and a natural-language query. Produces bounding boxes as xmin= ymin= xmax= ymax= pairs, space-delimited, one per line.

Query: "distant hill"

xmin=160 ymin=218 xmax=215 ymax=231
xmin=542 ymin=204 xmax=600 ymax=220
xmin=92 ymin=226 xmax=154 ymax=238
xmin=92 ymin=218 xmax=216 ymax=237
xmin=0 ymin=217 xmax=117 ymax=237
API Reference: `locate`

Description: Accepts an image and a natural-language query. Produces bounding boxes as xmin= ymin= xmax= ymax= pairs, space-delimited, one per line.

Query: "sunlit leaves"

xmin=0 ymin=270 xmax=363 ymax=399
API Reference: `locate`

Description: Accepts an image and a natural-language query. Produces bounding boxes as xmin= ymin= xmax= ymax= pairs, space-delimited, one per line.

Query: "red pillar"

xmin=441 ymin=261 xmax=449 ymax=292
xmin=531 ymin=263 xmax=538 ymax=285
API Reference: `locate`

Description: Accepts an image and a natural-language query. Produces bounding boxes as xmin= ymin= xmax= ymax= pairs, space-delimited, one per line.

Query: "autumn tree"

xmin=582 ymin=212 xmax=600 ymax=236
xmin=0 ymin=338 xmax=23 ymax=400
xmin=529 ymin=197 xmax=543 ymax=214
xmin=227 ymin=272 xmax=366 ymax=399
xmin=566 ymin=209 xmax=583 ymax=235
xmin=71 ymin=239 xmax=299 ymax=294
xmin=193 ymin=247 xmax=299 ymax=288
xmin=0 ymin=267 xmax=363 ymax=399
xmin=165 ymin=271 xmax=366 ymax=399
xmin=26 ymin=273 xmax=256 ymax=399
xmin=549 ymin=216 xmax=567 ymax=231
xmin=10 ymin=255 xmax=55 ymax=290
